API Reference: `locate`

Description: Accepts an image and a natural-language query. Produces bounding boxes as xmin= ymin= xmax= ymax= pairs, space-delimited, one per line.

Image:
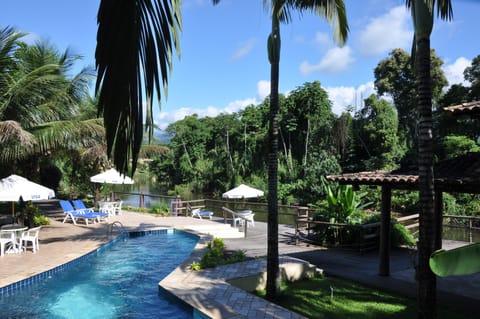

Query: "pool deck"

xmin=1 ymin=201 xmax=478 ymax=318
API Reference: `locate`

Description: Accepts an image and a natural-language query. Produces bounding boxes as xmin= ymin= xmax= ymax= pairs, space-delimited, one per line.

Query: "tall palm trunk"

xmin=266 ymin=12 xmax=281 ymax=300
xmin=416 ymin=34 xmax=436 ymax=319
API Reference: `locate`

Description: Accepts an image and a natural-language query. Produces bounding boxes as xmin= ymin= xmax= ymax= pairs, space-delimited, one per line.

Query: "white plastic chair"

xmin=233 ymin=211 xmax=255 ymax=228
xmin=114 ymin=200 xmax=123 ymax=215
xmin=0 ymin=231 xmax=15 ymax=256
xmin=20 ymin=226 xmax=41 ymax=253
xmin=98 ymin=201 xmax=115 ymax=217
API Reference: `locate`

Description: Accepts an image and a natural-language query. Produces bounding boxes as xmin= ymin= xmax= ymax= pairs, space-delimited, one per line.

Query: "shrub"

xmin=189 ymin=261 xmax=201 ymax=271
xmin=149 ymin=202 xmax=170 ymax=216
xmin=392 ymin=222 xmax=415 ymax=246
xmin=189 ymin=238 xmax=246 ymax=271
xmin=34 ymin=214 xmax=50 ymax=226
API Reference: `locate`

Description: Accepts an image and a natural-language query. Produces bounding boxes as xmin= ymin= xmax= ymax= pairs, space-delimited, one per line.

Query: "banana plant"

xmin=320 ymin=176 xmax=371 ymax=224
xmin=429 ymin=243 xmax=480 ymax=277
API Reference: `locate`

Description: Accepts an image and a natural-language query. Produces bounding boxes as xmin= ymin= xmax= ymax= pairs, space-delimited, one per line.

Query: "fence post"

xmin=470 ymin=219 xmax=473 ymax=243
xmin=139 ymin=192 xmax=144 ymax=208
xmin=174 ymin=195 xmax=182 ymax=216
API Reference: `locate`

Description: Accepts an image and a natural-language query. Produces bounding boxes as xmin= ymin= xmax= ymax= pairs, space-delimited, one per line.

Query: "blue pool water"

xmin=0 ymin=230 xmax=199 ymax=318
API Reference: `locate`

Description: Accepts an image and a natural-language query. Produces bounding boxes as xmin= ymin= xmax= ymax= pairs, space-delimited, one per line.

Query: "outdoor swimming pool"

xmin=0 ymin=230 xmax=202 ymax=318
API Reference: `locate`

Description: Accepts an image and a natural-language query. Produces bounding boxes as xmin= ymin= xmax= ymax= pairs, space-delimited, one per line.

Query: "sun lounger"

xmin=72 ymin=199 xmax=109 ymax=221
xmin=59 ymin=200 xmax=99 ymax=225
xmin=191 ymin=208 xmax=213 ymax=220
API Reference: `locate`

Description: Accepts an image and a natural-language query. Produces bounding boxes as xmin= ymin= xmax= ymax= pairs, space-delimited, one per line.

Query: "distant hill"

xmin=141 ymin=129 xmax=172 ymax=145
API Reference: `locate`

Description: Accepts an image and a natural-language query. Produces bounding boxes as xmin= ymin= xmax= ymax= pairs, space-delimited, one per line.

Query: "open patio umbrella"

xmin=222 ymin=184 xmax=264 ymax=199
xmin=90 ymin=168 xmax=134 ymax=202
xmin=0 ymin=174 xmax=55 ymax=215
xmin=90 ymin=168 xmax=134 ymax=185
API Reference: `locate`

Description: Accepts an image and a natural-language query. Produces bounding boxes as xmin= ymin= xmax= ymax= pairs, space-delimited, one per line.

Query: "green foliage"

xmin=190 ymin=238 xmax=247 ymax=270
xmin=23 ymin=201 xmax=40 ymax=227
xmin=374 ymin=48 xmax=448 ymax=151
xmin=189 ymin=261 xmax=201 ymax=271
xmin=391 ymin=223 xmax=415 ymax=247
xmin=34 ymin=214 xmax=50 ymax=226
xmin=430 ymin=243 xmax=480 ymax=277
xmin=443 ymin=193 xmax=480 ymax=217
xmin=149 ymin=202 xmax=170 ymax=216
xmin=313 ymin=177 xmax=372 ymax=224
xmin=352 ymin=94 xmax=405 ymax=171
xmin=439 ymin=135 xmax=480 ymax=160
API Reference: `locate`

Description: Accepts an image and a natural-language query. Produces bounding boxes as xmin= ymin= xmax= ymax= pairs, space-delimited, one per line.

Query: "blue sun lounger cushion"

xmin=59 ymin=200 xmax=99 ymax=225
xmin=71 ymin=199 xmax=109 ymax=221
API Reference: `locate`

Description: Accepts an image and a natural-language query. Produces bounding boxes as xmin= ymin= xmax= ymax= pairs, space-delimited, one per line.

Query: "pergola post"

xmin=434 ymin=190 xmax=443 ymax=250
xmin=379 ymin=185 xmax=391 ymax=276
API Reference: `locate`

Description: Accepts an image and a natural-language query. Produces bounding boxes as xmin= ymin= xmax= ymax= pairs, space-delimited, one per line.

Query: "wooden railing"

xmin=293 ymin=211 xmax=381 ymax=253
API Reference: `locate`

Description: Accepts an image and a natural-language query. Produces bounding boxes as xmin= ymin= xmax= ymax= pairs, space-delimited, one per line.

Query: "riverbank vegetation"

xmin=1 ymin=25 xmax=480 ymax=220
xmin=148 ymin=49 xmax=480 ymax=218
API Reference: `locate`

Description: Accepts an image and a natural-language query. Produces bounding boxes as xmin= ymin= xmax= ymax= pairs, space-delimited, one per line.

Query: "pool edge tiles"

xmin=0 ymin=228 xmax=193 ymax=296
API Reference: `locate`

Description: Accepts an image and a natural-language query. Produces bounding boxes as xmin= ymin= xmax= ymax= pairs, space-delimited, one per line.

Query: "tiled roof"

xmin=443 ymin=101 xmax=480 ymax=117
xmin=327 ymin=152 xmax=480 ymax=193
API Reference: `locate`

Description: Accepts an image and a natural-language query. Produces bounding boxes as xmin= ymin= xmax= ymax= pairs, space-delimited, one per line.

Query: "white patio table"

xmin=1 ymin=224 xmax=27 ymax=253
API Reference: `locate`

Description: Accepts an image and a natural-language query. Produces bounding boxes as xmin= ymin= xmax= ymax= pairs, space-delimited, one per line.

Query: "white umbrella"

xmin=90 ymin=168 xmax=134 ymax=185
xmin=222 ymin=184 xmax=264 ymax=199
xmin=0 ymin=174 xmax=55 ymax=215
xmin=0 ymin=174 xmax=55 ymax=201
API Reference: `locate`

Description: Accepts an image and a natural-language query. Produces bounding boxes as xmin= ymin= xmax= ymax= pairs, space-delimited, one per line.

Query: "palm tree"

xmin=213 ymin=0 xmax=348 ymax=299
xmin=95 ymin=0 xmax=182 ymax=176
xmin=405 ymin=1 xmax=452 ymax=318
xmin=0 ymin=31 xmax=105 ymax=175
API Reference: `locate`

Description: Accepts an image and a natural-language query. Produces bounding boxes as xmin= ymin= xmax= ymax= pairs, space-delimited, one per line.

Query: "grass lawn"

xmin=259 ymin=276 xmax=470 ymax=319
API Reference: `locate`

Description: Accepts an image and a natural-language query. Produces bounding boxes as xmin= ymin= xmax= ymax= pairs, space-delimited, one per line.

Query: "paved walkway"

xmin=0 ymin=201 xmax=478 ymax=318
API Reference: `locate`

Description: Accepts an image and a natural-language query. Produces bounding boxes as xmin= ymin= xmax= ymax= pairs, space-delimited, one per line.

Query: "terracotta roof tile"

xmin=327 ymin=152 xmax=480 ymax=193
xmin=443 ymin=101 xmax=480 ymax=117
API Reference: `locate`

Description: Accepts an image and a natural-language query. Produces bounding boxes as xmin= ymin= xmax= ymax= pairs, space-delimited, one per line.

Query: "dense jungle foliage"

xmin=1 ymin=27 xmax=480 ymax=217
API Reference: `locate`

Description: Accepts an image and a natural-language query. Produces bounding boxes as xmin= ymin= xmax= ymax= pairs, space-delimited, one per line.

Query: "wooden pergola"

xmin=326 ymin=151 xmax=480 ymax=276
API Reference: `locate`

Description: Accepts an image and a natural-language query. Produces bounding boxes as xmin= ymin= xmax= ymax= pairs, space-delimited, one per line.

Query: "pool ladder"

xmin=107 ymin=221 xmax=126 ymax=237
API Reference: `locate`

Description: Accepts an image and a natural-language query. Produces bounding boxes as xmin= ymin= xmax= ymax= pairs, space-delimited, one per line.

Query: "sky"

xmin=1 ymin=0 xmax=479 ymax=130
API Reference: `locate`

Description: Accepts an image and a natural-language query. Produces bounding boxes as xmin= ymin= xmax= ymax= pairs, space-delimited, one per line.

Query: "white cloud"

xmin=443 ymin=57 xmax=471 ymax=86
xmin=358 ymin=6 xmax=412 ymax=57
xmin=256 ymin=80 xmax=270 ymax=101
xmin=223 ymin=98 xmax=257 ymax=113
xmin=325 ymin=82 xmax=376 ymax=115
xmin=299 ymin=46 xmax=354 ymax=75
xmin=155 ymin=81 xmax=378 ymax=130
xmin=155 ymin=80 xmax=270 ymax=129
xmin=231 ymin=38 xmax=257 ymax=60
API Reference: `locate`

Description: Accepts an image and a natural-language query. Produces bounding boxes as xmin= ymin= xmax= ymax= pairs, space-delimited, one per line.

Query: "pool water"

xmin=0 ymin=230 xmax=199 ymax=319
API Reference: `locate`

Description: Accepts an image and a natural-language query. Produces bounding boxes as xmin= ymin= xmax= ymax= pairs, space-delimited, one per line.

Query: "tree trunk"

xmin=226 ymin=128 xmax=235 ymax=174
xmin=266 ymin=13 xmax=280 ymax=300
xmin=303 ymin=118 xmax=310 ymax=167
xmin=279 ymin=128 xmax=291 ymax=173
xmin=416 ymin=35 xmax=436 ymax=319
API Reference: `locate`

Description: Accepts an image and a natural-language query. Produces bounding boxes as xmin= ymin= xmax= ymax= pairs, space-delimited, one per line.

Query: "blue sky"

xmin=1 ymin=0 xmax=479 ymax=129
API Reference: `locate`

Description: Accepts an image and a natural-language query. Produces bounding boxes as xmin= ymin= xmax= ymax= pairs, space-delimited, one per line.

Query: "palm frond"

xmin=95 ymin=0 xmax=182 ymax=175
xmin=0 ymin=120 xmax=37 ymax=162
xmin=265 ymin=0 xmax=349 ymax=45
xmin=30 ymin=119 xmax=105 ymax=153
